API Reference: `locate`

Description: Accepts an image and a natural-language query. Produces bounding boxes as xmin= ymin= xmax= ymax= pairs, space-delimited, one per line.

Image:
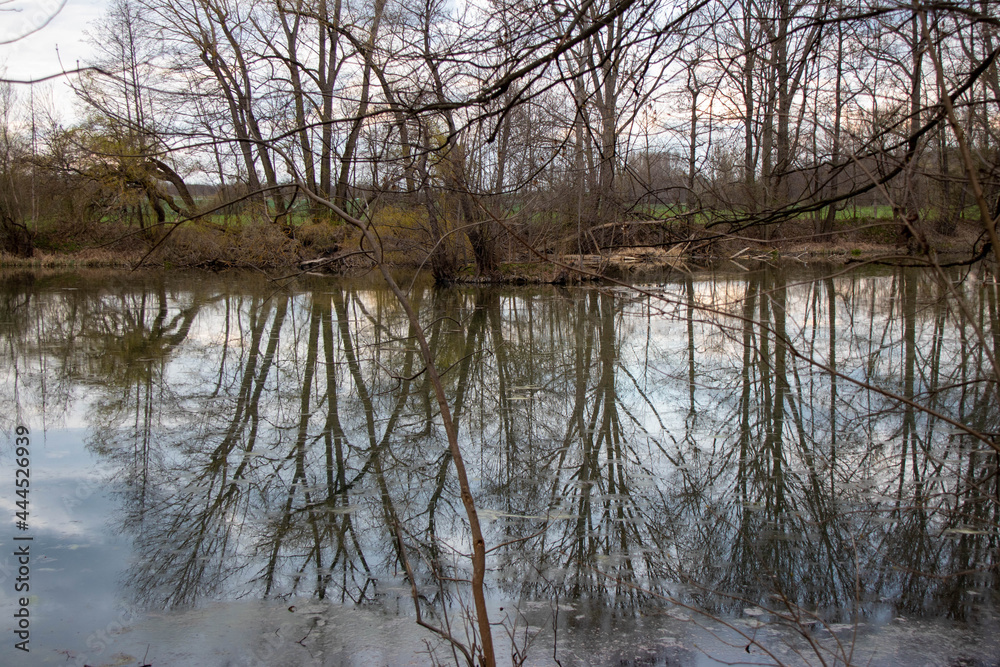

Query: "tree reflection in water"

xmin=2 ymin=266 xmax=997 ymax=663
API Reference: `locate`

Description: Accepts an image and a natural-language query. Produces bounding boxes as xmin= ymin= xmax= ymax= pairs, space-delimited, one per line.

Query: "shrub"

xmin=161 ymin=219 xmax=300 ymax=269
xmin=296 ymin=220 xmax=353 ymax=256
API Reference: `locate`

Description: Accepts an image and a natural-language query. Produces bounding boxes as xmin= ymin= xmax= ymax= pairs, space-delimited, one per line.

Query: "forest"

xmin=0 ymin=0 xmax=998 ymax=277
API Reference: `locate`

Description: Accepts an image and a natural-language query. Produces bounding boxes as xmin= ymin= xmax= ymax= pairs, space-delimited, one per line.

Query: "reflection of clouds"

xmin=12 ymin=428 xmax=109 ymax=536
xmin=1 ymin=269 xmax=997 ymax=662
xmin=35 ymin=473 xmax=107 ymax=536
xmin=6 ymin=497 xmax=130 ymax=661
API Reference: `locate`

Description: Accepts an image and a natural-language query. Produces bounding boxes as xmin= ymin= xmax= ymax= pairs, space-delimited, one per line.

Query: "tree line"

xmin=1 ymin=0 xmax=998 ymax=274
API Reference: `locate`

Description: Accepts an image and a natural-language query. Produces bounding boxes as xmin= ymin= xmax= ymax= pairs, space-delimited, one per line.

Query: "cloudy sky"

xmin=1 ymin=0 xmax=106 ymax=113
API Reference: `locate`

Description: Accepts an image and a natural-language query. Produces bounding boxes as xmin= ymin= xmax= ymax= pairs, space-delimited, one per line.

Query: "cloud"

xmin=0 ymin=0 xmax=105 ymax=113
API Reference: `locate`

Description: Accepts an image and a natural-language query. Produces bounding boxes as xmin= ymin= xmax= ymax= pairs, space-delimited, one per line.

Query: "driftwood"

xmin=297 ymin=249 xmax=374 ymax=273
xmin=559 ymin=244 xmax=690 ymax=272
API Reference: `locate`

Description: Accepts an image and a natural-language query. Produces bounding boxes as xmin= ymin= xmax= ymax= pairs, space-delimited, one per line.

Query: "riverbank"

xmin=0 ymin=218 xmax=988 ymax=279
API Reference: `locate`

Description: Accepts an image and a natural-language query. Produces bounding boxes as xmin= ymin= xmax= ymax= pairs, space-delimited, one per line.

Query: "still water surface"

xmin=0 ymin=266 xmax=998 ymax=666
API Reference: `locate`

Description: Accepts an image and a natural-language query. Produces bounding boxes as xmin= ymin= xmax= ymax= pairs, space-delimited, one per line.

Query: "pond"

xmin=0 ymin=265 xmax=998 ymax=666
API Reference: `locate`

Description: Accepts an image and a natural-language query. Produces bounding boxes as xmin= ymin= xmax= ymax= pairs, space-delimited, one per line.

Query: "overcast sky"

xmin=1 ymin=0 xmax=106 ymax=115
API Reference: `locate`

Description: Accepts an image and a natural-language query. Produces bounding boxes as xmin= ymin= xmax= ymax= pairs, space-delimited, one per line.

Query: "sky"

xmin=1 ymin=0 xmax=106 ymax=115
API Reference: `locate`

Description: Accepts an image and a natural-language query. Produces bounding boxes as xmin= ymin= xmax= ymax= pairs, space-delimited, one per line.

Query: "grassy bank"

xmin=0 ymin=212 xmax=988 ymax=277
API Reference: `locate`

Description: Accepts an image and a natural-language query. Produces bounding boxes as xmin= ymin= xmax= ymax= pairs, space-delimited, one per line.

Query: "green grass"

xmin=833 ymin=205 xmax=895 ymax=220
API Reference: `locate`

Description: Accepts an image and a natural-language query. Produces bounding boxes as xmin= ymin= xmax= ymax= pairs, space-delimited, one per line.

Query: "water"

xmin=0 ymin=266 xmax=998 ymax=666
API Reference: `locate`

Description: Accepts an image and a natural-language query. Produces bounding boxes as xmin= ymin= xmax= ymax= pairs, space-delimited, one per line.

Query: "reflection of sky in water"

xmin=0 ymin=269 xmax=997 ymax=666
xmin=0 ymin=427 xmax=131 ymax=665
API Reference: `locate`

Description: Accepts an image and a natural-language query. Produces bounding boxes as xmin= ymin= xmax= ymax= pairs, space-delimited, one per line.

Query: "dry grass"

xmin=8 ymin=212 xmax=989 ymax=274
xmin=367 ymin=204 xmax=473 ymax=273
xmin=700 ymin=216 xmax=987 ymax=264
xmin=0 ymin=248 xmax=144 ymax=268
xmin=158 ymin=220 xmax=301 ymax=269
xmin=295 ymin=220 xmax=354 ymax=256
